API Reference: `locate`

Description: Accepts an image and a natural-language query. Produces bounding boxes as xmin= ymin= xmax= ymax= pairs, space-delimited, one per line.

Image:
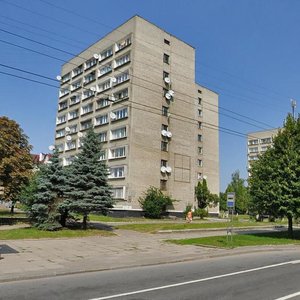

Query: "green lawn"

xmin=0 ymin=227 xmax=114 ymax=240
xmin=115 ymin=221 xmax=279 ymax=233
xmin=88 ymin=214 xmax=149 ymax=222
xmin=168 ymin=231 xmax=300 ymax=248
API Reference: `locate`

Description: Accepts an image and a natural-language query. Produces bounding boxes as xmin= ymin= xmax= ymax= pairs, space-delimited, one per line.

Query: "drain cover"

xmin=0 ymin=244 xmax=19 ymax=254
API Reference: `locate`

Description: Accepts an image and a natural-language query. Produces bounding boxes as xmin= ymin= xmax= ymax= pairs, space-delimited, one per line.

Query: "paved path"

xmin=0 ymin=225 xmax=298 ymax=283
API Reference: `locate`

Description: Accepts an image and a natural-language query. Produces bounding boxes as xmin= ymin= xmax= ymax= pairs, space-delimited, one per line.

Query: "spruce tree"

xmin=64 ymin=128 xmax=113 ymax=229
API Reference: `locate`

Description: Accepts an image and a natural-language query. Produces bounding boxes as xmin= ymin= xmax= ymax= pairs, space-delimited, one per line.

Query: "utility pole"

xmin=291 ymin=99 xmax=296 ymax=119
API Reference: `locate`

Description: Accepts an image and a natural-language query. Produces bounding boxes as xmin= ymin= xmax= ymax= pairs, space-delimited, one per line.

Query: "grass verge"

xmin=0 ymin=227 xmax=114 ymax=240
xmin=167 ymin=231 xmax=300 ymax=248
xmin=88 ymin=214 xmax=149 ymax=222
xmin=0 ymin=210 xmax=26 ymax=218
xmin=115 ymin=221 xmax=280 ymax=233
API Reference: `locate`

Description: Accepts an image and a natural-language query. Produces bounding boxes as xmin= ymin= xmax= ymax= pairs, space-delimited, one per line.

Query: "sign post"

xmin=226 ymin=192 xmax=235 ymax=247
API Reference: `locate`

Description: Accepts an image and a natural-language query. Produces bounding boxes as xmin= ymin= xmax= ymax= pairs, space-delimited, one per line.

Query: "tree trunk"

xmin=288 ymin=216 xmax=293 ymax=239
xmin=60 ymin=210 xmax=68 ymax=227
xmin=82 ymin=214 xmax=87 ymax=230
xmin=10 ymin=204 xmax=14 ymax=214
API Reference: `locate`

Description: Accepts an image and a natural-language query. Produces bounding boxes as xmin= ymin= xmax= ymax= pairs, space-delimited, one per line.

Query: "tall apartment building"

xmin=54 ymin=16 xmax=219 ymax=214
xmin=247 ymin=128 xmax=279 ymax=176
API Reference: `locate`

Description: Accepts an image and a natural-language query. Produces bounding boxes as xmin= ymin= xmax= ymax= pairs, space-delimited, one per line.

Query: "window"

xmin=82 ymin=89 xmax=95 ymax=100
xmin=99 ymin=131 xmax=107 ymax=142
xmin=249 ymin=147 xmax=259 ymax=153
xmin=56 ymin=129 xmax=65 ymax=138
xmin=70 ymin=95 xmax=81 ymax=105
xmin=114 ymin=88 xmax=128 ymax=102
xmin=115 ymin=70 xmax=129 ymax=85
xmin=61 ymin=73 xmax=70 ymax=83
xmin=197 ymin=172 xmax=203 ymax=180
xmin=198 ymin=159 xmax=203 ymax=167
xmin=56 ymin=143 xmax=64 ymax=152
xmin=198 ymin=89 xmax=202 ymax=94
xmin=248 ymin=139 xmax=259 ymax=146
xmin=100 ymin=47 xmax=113 ymax=61
xmin=66 ymin=140 xmax=76 ymax=151
xmin=56 ymin=115 xmax=66 ymax=125
xmin=95 ymin=114 xmax=108 ymax=126
xmin=198 ymin=147 xmax=203 ymax=154
xmin=59 ymin=88 xmax=69 ymax=98
xmin=164 ymin=39 xmax=170 ymax=45
xmin=85 ymin=58 xmax=97 ymax=70
xmin=84 ymin=71 xmax=96 ymax=85
xmin=198 ymin=109 xmax=202 ymax=117
xmin=109 ymin=166 xmax=125 ymax=179
xmin=110 ymin=146 xmax=126 ymax=159
xmin=59 ymin=101 xmax=68 ymax=110
xmin=99 ymin=150 xmax=106 ymax=161
xmin=111 ymin=127 xmax=127 ymax=140
xmin=97 ymin=98 xmax=110 ymax=109
xmin=98 ymin=79 xmax=111 ymax=92
xmin=198 ymin=134 xmax=202 ymax=142
xmin=81 ymin=120 xmax=92 ymax=130
xmin=261 ymin=146 xmax=269 ymax=152
xmin=162 ymin=106 xmax=169 ymax=116
xmin=249 ymin=155 xmax=259 ymax=161
xmin=161 ymin=141 xmax=168 ymax=151
xmin=160 ymin=180 xmax=167 ymax=191
xmin=81 ymin=103 xmax=93 ymax=115
xmin=163 ymin=71 xmax=169 ymax=79
xmin=111 ymin=187 xmax=125 ymax=199
xmin=72 ymin=65 xmax=83 ymax=78
xmin=64 ymin=156 xmax=75 ymax=166
xmin=115 ymin=53 xmax=130 ymax=68
xmin=261 ymin=137 xmax=272 ymax=144
xmin=162 ymin=124 xmax=168 ymax=131
xmin=68 ymin=109 xmax=79 ymax=120
xmin=198 ymin=122 xmax=202 ymax=129
xmin=113 ymin=108 xmax=128 ymax=120
xmin=98 ymin=63 xmax=112 ymax=77
xmin=161 ymin=160 xmax=167 ymax=167
xmin=71 ymin=79 xmax=82 ymax=91
xmin=116 ymin=37 xmax=131 ymax=52
xmin=198 ymin=97 xmax=202 ymax=105
xmin=69 ymin=124 xmax=77 ymax=134
xmin=163 ymin=53 xmax=170 ymax=64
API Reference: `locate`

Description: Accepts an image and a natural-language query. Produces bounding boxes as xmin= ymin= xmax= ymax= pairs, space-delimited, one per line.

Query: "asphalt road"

xmin=1 ymin=250 xmax=300 ymax=300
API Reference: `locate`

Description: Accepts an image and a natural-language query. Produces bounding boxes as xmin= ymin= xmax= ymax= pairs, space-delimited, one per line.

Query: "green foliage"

xmin=62 ymin=128 xmax=113 ymax=229
xmin=219 ymin=192 xmax=227 ymax=211
xmin=225 ymin=170 xmax=250 ymax=213
xmin=0 ymin=116 xmax=33 ymax=208
xmin=195 ymin=179 xmax=219 ymax=209
xmin=193 ymin=208 xmax=208 ymax=219
xmin=139 ymin=186 xmax=174 ymax=219
xmin=249 ymin=114 xmax=300 ymax=238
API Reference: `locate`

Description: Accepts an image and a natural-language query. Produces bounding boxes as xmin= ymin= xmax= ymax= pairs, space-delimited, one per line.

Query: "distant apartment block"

xmin=54 ymin=15 xmax=219 ymax=214
xmin=247 ymin=128 xmax=279 ymax=176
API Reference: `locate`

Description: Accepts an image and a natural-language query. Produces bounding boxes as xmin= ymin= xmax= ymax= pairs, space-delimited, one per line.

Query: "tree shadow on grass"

xmin=247 ymin=229 xmax=300 ymax=240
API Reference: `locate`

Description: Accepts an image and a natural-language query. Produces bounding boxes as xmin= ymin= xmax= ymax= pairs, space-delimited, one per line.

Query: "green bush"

xmin=184 ymin=204 xmax=193 ymax=217
xmin=194 ymin=208 xmax=208 ymax=219
xmin=139 ymin=186 xmax=174 ymax=219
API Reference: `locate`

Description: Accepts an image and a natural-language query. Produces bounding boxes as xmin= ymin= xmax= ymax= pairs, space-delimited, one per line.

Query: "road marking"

xmin=89 ymin=260 xmax=300 ymax=300
xmin=274 ymin=291 xmax=300 ymax=300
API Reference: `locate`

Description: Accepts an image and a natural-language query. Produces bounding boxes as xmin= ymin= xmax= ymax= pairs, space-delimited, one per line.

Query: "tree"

xmin=225 ymin=171 xmax=250 ymax=214
xmin=139 ymin=186 xmax=174 ymax=219
xmin=27 ymin=150 xmax=66 ymax=230
xmin=249 ymin=115 xmax=300 ymax=238
xmin=219 ymin=192 xmax=227 ymax=211
xmin=0 ymin=116 xmax=33 ymax=213
xmin=63 ymin=128 xmax=113 ymax=229
xmin=195 ymin=179 xmax=219 ymax=209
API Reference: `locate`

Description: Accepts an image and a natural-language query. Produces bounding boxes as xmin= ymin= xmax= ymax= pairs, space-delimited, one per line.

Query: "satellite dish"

xmin=160 ymin=166 xmax=167 ymax=173
xmin=90 ymin=87 xmax=96 ymax=92
xmin=165 ymin=93 xmax=171 ymax=100
xmin=164 ymin=77 xmax=171 ymax=84
xmin=78 ymin=132 xmax=83 ymax=137
xmin=110 ymin=112 xmax=117 ymax=120
xmin=93 ymin=53 xmax=99 ymax=59
xmin=56 ymin=75 xmax=62 ymax=81
xmin=110 ymin=77 xmax=117 ymax=83
xmin=166 ymin=131 xmax=172 ymax=138
xmin=66 ymin=135 xmax=72 ymax=141
xmin=65 ymin=127 xmax=71 ymax=132
xmin=48 ymin=145 xmax=55 ymax=151
xmin=161 ymin=130 xmax=167 ymax=137
xmin=166 ymin=166 xmax=172 ymax=173
xmin=168 ymin=90 xmax=175 ymax=96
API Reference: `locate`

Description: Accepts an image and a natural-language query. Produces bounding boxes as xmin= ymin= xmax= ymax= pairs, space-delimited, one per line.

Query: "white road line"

xmin=89 ymin=260 xmax=300 ymax=300
xmin=274 ymin=291 xmax=300 ymax=300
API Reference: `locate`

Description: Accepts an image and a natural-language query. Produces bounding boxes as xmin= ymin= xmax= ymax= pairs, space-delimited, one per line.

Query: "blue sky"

xmin=0 ymin=0 xmax=299 ymax=191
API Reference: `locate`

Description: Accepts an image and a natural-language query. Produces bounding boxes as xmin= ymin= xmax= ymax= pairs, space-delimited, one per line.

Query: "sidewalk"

xmin=0 ymin=226 xmax=298 ymax=283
